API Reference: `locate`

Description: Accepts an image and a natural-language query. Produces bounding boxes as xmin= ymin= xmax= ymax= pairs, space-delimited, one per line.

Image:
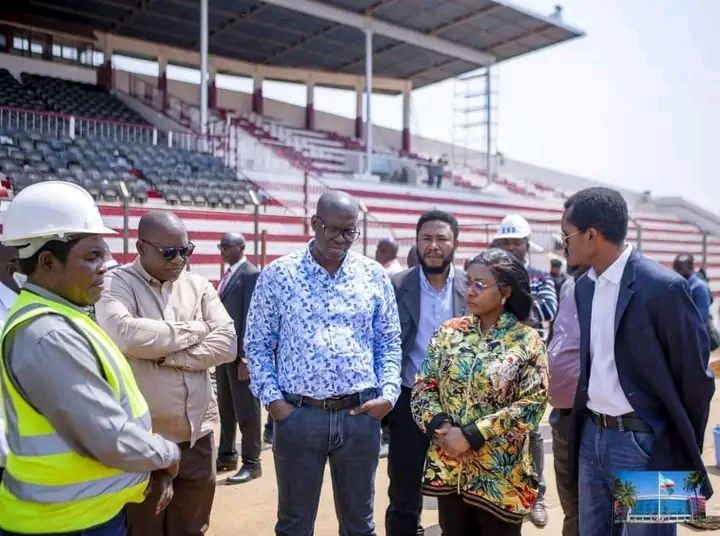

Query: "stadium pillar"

xmin=158 ymin=55 xmax=168 ymax=112
xmin=364 ymin=28 xmax=373 ymax=175
xmin=252 ymin=74 xmax=264 ymax=115
xmin=199 ymin=0 xmax=209 ymax=137
xmin=354 ymin=82 xmax=363 ymax=140
xmin=98 ymin=40 xmax=113 ymax=91
xmin=402 ymin=81 xmax=412 ymax=154
xmin=305 ymin=79 xmax=315 ymax=130
xmin=1 ymin=27 xmax=12 ymax=53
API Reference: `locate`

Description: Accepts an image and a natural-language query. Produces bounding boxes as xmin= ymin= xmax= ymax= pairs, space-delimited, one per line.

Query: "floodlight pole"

xmin=486 ymin=66 xmax=492 ymax=183
xmin=364 ymin=27 xmax=373 ymax=176
xmin=199 ymin=0 xmax=209 ymax=140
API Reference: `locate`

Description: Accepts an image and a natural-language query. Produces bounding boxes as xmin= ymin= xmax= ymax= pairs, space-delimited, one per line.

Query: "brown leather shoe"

xmin=529 ymin=502 xmax=548 ymax=527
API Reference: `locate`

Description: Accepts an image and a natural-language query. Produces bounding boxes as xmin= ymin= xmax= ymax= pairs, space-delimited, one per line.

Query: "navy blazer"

xmin=390 ymin=266 xmax=466 ymax=379
xmin=570 ymin=249 xmax=715 ymax=497
xmin=220 ymin=261 xmax=260 ymax=359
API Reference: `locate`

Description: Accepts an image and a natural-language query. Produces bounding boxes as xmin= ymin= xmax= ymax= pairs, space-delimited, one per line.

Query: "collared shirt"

xmin=687 ymin=273 xmax=712 ymax=322
xmin=587 ymin=244 xmax=634 ymax=416
xmin=383 ymin=258 xmax=404 ymax=275
xmin=218 ymin=257 xmax=247 ymax=294
xmin=0 ymin=281 xmax=17 ymax=466
xmin=226 ymin=257 xmax=247 ymax=277
xmin=547 ymin=277 xmax=581 ymax=409
xmin=95 ymin=258 xmax=237 ymax=445
xmin=404 ymin=266 xmax=456 ymax=388
xmin=2 ymin=284 xmax=179 ymax=472
xmin=244 ymin=242 xmax=402 ymax=407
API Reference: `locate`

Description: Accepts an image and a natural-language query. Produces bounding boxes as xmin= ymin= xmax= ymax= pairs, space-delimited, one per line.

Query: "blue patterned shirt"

xmin=244 ymin=243 xmax=402 ymax=407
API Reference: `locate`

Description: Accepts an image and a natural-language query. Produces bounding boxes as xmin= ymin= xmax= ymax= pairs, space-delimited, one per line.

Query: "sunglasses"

xmin=141 ymin=239 xmax=195 ymax=261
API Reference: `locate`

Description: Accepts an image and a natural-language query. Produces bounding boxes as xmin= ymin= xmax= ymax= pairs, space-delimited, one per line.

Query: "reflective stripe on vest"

xmin=0 ymin=291 xmax=151 ymax=533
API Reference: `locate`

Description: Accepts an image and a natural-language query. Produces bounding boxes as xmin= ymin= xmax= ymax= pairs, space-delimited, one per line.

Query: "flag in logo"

xmin=659 ymin=473 xmax=675 ymax=495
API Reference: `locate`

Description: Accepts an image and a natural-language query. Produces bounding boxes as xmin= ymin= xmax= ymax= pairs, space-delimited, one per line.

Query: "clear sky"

xmin=114 ymin=1 xmax=720 ymax=212
xmin=400 ymin=0 xmax=720 ymax=213
xmin=614 ymin=471 xmax=695 ymax=497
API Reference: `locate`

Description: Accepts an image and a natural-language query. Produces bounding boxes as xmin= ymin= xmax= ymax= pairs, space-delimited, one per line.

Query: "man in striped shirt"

xmin=492 ymin=213 xmax=558 ymax=528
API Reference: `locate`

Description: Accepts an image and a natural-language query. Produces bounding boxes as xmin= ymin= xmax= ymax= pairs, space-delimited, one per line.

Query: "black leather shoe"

xmin=216 ymin=456 xmax=238 ymax=472
xmin=226 ymin=464 xmax=262 ymax=485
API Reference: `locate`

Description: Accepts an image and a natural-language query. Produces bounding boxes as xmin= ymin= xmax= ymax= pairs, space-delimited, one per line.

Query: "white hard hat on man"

xmin=493 ymin=214 xmax=532 ymax=241
xmin=1 ymin=181 xmax=115 ymax=257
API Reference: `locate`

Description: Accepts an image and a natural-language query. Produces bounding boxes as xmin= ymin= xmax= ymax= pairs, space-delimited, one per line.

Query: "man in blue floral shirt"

xmin=245 ymin=190 xmax=402 ymax=536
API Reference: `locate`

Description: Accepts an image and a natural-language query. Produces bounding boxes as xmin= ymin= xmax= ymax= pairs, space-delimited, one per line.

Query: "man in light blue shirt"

xmin=387 ymin=210 xmax=465 ymax=536
xmin=245 ymin=190 xmax=402 ymax=536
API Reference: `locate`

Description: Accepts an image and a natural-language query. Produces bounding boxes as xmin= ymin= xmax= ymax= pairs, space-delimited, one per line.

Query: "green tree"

xmin=614 ymin=478 xmax=638 ymax=521
xmin=683 ymin=471 xmax=705 ymax=519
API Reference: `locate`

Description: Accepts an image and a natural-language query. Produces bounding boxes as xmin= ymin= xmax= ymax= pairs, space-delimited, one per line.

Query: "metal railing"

xmin=0 ymin=106 xmax=72 ymax=138
xmin=75 ymin=115 xmax=155 ymax=144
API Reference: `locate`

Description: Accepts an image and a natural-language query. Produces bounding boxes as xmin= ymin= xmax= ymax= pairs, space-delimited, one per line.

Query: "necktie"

xmin=218 ymin=268 xmax=232 ymax=295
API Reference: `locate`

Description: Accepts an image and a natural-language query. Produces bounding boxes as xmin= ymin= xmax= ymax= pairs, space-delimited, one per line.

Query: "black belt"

xmin=286 ymin=393 xmax=362 ymax=410
xmin=588 ymin=410 xmax=652 ymax=433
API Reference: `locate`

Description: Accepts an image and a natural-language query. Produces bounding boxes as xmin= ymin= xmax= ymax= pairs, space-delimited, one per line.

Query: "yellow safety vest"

xmin=0 ymin=290 xmax=151 ymax=533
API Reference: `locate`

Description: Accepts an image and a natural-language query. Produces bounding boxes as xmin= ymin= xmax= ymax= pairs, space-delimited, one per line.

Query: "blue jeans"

xmin=273 ymin=388 xmax=381 ymax=536
xmin=578 ymin=415 xmax=676 ymax=536
xmin=0 ymin=510 xmax=126 ymax=536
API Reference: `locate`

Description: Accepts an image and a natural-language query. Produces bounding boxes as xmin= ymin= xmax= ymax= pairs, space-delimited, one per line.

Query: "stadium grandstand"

xmin=1 ymin=0 xmax=719 ymax=304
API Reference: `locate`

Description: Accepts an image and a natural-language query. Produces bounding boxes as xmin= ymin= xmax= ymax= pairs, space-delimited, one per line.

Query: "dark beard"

xmin=420 ymin=253 xmax=454 ymax=275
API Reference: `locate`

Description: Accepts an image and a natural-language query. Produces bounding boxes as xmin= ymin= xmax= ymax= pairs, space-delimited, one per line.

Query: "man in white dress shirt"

xmin=561 ymin=187 xmax=713 ymax=536
xmin=0 ymin=244 xmax=20 ymax=481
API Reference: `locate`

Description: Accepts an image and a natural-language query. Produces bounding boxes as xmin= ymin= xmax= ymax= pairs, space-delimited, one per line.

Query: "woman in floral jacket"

xmin=411 ymin=248 xmax=548 ymax=535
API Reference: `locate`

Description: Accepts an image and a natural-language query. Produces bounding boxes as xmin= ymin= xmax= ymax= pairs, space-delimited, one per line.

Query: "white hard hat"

xmin=493 ymin=214 xmax=532 ymax=241
xmin=2 ymin=181 xmax=115 ymax=258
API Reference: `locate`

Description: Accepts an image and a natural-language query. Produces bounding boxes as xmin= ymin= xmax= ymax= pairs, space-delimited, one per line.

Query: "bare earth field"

xmin=209 ymin=366 xmax=720 ymax=535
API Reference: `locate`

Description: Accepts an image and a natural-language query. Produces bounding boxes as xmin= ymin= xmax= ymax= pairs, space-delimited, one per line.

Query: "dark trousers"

xmin=385 ymin=386 xmax=429 ymax=536
xmin=550 ymin=408 xmax=579 ymax=536
xmin=216 ymin=362 xmax=261 ymax=465
xmin=437 ymin=494 xmax=522 ymax=536
xmin=529 ymin=427 xmax=546 ymax=502
xmin=0 ymin=510 xmax=127 ymax=536
xmin=127 ymin=432 xmax=216 ymax=536
xmin=274 ymin=389 xmax=381 ymax=536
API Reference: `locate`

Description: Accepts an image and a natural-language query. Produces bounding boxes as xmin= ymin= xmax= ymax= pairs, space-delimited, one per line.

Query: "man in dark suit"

xmin=561 ymin=187 xmax=714 ymax=536
xmin=215 ymin=232 xmax=262 ymax=484
xmin=386 ymin=210 xmax=466 ymax=536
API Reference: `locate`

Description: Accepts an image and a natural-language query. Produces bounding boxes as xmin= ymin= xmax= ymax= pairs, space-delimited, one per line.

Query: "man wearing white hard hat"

xmin=0 ymin=182 xmax=180 ymax=535
xmin=492 ymin=213 xmax=558 ymax=528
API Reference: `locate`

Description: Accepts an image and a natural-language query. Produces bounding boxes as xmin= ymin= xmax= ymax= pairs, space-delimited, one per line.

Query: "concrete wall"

xmin=0 ymin=52 xmax=97 ymax=84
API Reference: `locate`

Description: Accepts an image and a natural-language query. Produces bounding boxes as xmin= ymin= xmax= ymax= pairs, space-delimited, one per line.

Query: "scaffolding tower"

xmin=452 ymin=67 xmax=498 ymax=182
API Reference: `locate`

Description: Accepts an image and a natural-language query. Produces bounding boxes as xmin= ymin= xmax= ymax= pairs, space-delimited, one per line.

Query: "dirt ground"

xmin=208 ymin=375 xmax=720 ymax=535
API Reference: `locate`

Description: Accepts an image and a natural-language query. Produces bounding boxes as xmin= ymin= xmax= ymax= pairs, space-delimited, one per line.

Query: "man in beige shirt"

xmin=95 ymin=211 xmax=236 ymax=536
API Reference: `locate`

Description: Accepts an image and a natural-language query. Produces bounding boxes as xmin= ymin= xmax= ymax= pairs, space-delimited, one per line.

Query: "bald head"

xmin=138 ymin=211 xmax=186 ymax=240
xmin=221 ymin=232 xmax=245 ymax=247
xmin=219 ymin=232 xmax=246 ymax=265
xmin=316 ymin=191 xmax=360 ymax=220
xmin=137 ymin=211 xmax=190 ymax=282
xmin=673 ymin=253 xmax=694 ymax=279
xmin=375 ymin=237 xmax=399 ymax=265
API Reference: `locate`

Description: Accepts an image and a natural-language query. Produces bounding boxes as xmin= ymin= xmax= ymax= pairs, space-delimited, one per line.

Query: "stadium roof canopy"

xmin=14 ymin=0 xmax=584 ymax=88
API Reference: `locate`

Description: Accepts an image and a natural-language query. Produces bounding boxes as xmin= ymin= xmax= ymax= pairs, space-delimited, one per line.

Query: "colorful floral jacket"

xmin=410 ymin=312 xmax=548 ymax=523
